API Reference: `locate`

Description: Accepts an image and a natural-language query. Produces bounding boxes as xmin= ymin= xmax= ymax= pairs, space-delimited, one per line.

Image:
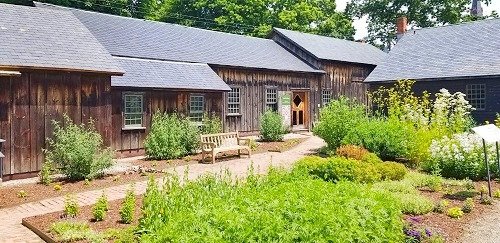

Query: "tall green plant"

xmin=313 ymin=97 xmax=367 ymax=149
xmin=260 ymin=110 xmax=286 ymax=142
xmin=201 ymin=112 xmax=223 ymax=134
xmin=144 ymin=112 xmax=187 ymax=160
xmin=45 ymin=115 xmax=113 ymax=181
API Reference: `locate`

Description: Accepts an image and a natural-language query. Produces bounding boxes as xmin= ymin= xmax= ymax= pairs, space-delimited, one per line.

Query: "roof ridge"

xmin=411 ymin=17 xmax=500 ymax=32
xmin=34 ymin=1 xmax=275 ymax=43
xmin=273 ymin=27 xmax=369 ymax=46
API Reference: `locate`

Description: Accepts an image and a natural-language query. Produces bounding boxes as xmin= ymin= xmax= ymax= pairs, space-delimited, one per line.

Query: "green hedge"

xmin=138 ymin=172 xmax=404 ymax=242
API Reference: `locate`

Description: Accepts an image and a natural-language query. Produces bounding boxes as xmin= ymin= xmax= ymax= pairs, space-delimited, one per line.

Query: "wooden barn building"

xmin=271 ymin=28 xmax=386 ymax=105
xmin=0 ymin=4 xmax=123 ymax=179
xmin=365 ymin=18 xmax=500 ymax=123
xmin=1 ymin=2 xmax=385 ymax=179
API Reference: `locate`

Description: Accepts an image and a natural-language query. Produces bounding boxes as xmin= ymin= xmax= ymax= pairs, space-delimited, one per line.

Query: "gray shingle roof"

xmin=365 ymin=18 xmax=500 ymax=83
xmin=112 ymin=57 xmax=230 ymax=91
xmin=272 ymin=28 xmax=386 ymax=66
xmin=0 ymin=3 xmax=123 ymax=74
xmin=36 ymin=3 xmax=322 ymax=74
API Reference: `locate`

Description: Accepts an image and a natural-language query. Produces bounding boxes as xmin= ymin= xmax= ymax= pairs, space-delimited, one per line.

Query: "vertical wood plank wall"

xmin=214 ymin=67 xmax=322 ymax=133
xmin=320 ymin=62 xmax=374 ymax=106
xmin=0 ymin=71 xmax=112 ymax=179
xmin=111 ymin=89 xmax=223 ymax=157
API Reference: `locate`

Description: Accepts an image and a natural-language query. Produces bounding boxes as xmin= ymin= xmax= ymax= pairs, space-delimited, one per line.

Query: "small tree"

xmin=260 ymin=110 xmax=286 ymax=142
xmin=45 ymin=115 xmax=113 ymax=181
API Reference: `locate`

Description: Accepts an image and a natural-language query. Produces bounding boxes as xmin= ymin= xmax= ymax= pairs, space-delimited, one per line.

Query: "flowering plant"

xmin=426 ymin=132 xmax=497 ymax=180
xmin=404 ymin=217 xmax=443 ymax=243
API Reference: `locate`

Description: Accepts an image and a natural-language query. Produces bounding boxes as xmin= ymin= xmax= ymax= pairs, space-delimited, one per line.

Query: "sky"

xmin=335 ymin=0 xmax=500 ymax=39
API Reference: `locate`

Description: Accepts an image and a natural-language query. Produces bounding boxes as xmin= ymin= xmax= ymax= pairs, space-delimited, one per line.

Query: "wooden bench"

xmin=201 ymin=132 xmax=251 ymax=163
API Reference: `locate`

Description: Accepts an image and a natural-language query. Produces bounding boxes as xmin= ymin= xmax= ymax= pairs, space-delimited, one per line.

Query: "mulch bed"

xmin=407 ymin=180 xmax=500 ymax=243
xmin=0 ymin=138 xmax=306 ymax=209
xmin=23 ymin=196 xmax=144 ymax=242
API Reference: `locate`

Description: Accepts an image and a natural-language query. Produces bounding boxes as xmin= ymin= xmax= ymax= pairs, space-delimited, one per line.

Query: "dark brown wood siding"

xmin=213 ymin=67 xmax=322 ymax=133
xmin=111 ymin=88 xmax=224 ymax=157
xmin=0 ymin=71 xmax=112 ymax=180
xmin=368 ymin=77 xmax=500 ymax=123
xmin=320 ymin=61 xmax=375 ymax=106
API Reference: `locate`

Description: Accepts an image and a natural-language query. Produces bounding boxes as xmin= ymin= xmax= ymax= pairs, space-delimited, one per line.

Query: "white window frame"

xmin=189 ymin=94 xmax=205 ymax=123
xmin=322 ymin=89 xmax=332 ymax=106
xmin=123 ymin=93 xmax=144 ymax=128
xmin=466 ymin=84 xmax=486 ymax=111
xmin=265 ymin=87 xmax=278 ymax=112
xmin=228 ymin=87 xmax=241 ymax=115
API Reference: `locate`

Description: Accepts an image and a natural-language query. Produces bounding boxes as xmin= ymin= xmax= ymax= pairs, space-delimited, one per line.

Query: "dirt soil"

xmin=23 ymin=196 xmax=144 ymax=242
xmin=408 ymin=180 xmax=500 ymax=243
xmin=0 ymin=138 xmax=305 ymax=209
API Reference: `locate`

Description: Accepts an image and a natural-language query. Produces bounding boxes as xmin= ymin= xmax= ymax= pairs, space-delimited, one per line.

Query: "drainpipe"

xmin=0 ymin=139 xmax=4 ymax=183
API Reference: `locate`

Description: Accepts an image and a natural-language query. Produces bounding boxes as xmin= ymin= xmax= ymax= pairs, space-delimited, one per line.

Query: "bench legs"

xmin=203 ymin=148 xmax=251 ymax=164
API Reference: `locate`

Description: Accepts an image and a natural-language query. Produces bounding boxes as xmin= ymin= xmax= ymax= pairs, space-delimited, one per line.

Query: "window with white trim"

xmin=322 ymin=90 xmax=332 ymax=105
xmin=123 ymin=93 xmax=143 ymax=127
xmin=266 ymin=88 xmax=278 ymax=111
xmin=190 ymin=95 xmax=205 ymax=123
xmin=228 ymin=87 xmax=240 ymax=114
xmin=466 ymin=84 xmax=486 ymax=110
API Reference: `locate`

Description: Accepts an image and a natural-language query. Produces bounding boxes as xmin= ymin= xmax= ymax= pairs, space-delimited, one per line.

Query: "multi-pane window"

xmin=124 ymin=93 xmax=143 ymax=127
xmin=466 ymin=84 xmax=486 ymax=110
xmin=228 ymin=87 xmax=240 ymax=114
xmin=322 ymin=89 xmax=332 ymax=105
xmin=266 ymin=88 xmax=278 ymax=111
xmin=190 ymin=95 xmax=205 ymax=123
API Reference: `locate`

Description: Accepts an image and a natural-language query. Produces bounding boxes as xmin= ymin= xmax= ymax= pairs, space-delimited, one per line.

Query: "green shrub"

xmin=313 ymin=97 xmax=367 ymax=149
xmin=120 ymin=187 xmax=136 ymax=224
xmin=372 ymin=180 xmax=416 ymax=195
xmin=464 ymin=179 xmax=476 ymax=191
xmin=494 ymin=189 xmax=500 ymax=198
xmin=260 ymin=110 xmax=286 ymax=142
xmin=138 ymin=172 xmax=405 ymax=242
xmin=145 ymin=112 xmax=198 ymax=160
xmin=309 ymin=157 xmax=381 ymax=183
xmin=92 ymin=193 xmax=109 ymax=221
xmin=179 ymin=116 xmax=200 ymax=154
xmin=38 ymin=162 xmax=53 ymax=185
xmin=462 ymin=198 xmax=474 ymax=213
xmin=447 ymin=207 xmax=464 ymax=219
xmin=480 ymin=196 xmax=493 ymax=205
xmin=335 ymin=145 xmax=370 ymax=160
xmin=361 ymin=152 xmax=383 ymax=164
xmin=50 ymin=221 xmax=102 ymax=242
xmin=201 ymin=112 xmax=222 ymax=134
xmin=394 ymin=193 xmax=434 ymax=215
xmin=426 ymin=175 xmax=443 ymax=192
xmin=45 ymin=115 xmax=113 ymax=181
xmin=343 ymin=117 xmax=413 ymax=161
xmin=64 ymin=194 xmax=79 ymax=218
xmin=434 ymin=200 xmax=450 ymax=213
xmin=17 ymin=190 xmax=27 ymax=198
xmin=376 ymin=162 xmax=407 ymax=181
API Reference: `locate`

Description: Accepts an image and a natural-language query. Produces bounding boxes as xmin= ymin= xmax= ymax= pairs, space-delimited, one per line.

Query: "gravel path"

xmin=459 ymin=202 xmax=500 ymax=243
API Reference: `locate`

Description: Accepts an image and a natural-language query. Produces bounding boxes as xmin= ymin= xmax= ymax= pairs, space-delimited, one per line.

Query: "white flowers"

xmin=430 ymin=132 xmax=493 ymax=164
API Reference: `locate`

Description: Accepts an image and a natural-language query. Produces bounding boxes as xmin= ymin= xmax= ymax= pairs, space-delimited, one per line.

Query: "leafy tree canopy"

xmin=2 ymin=0 xmax=355 ymax=39
xmin=346 ymin=0 xmax=497 ymax=49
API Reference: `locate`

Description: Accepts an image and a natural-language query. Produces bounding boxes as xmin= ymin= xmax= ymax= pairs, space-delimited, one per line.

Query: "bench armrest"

xmin=237 ymin=138 xmax=251 ymax=146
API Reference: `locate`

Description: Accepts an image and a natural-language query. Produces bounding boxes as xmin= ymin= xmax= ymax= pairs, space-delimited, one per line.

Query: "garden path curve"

xmin=0 ymin=135 xmax=324 ymax=243
xmin=459 ymin=202 xmax=500 ymax=243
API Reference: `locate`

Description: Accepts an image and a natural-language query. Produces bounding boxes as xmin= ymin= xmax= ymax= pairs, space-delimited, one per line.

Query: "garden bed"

xmin=0 ymin=138 xmax=305 ymax=209
xmin=23 ymin=196 xmax=143 ymax=242
xmin=409 ymin=180 xmax=500 ymax=243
